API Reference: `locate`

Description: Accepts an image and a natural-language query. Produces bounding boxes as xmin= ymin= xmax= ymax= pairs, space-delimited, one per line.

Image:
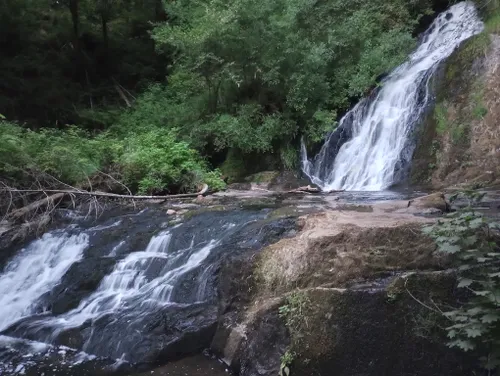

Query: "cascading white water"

xmin=0 ymin=232 xmax=88 ymax=331
xmin=302 ymin=2 xmax=484 ymax=191
xmin=43 ymin=231 xmax=217 ymax=333
xmin=4 ymin=226 xmax=227 ymax=360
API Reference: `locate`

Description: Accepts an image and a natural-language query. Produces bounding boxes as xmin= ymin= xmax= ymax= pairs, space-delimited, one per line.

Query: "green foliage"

xmin=471 ymin=88 xmax=488 ymax=120
xmin=484 ymin=2 xmax=500 ymax=33
xmin=0 ymin=121 xmax=105 ymax=183
xmin=451 ymin=124 xmax=468 ymax=144
xmin=121 ymin=129 xmax=203 ymax=193
xmin=434 ymin=100 xmax=470 ymax=144
xmin=280 ymin=350 xmax=295 ymax=376
xmin=279 ymin=292 xmax=310 ymax=375
xmin=149 ymin=0 xmax=431 ymax=159
xmin=279 ymin=291 xmax=310 ymax=338
xmin=0 ymin=120 xmax=224 ymax=194
xmin=434 ymin=103 xmax=449 ymax=135
xmin=423 ymin=196 xmax=500 ymax=370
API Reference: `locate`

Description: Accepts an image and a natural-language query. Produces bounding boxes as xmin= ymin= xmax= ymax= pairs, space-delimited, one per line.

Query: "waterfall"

xmin=0 ymin=209 xmax=271 ymax=363
xmin=0 ymin=232 xmax=88 ymax=331
xmin=302 ymin=2 xmax=484 ymax=192
xmin=44 ymin=231 xmax=217 ymax=331
xmin=4 ymin=230 xmax=221 ymax=357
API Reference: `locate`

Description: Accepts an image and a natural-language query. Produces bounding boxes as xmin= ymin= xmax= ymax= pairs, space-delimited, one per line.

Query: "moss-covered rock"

xmin=285 ymin=273 xmax=477 ymax=376
xmin=411 ymin=8 xmax=500 ymax=188
xmin=208 ymin=204 xmax=483 ymax=376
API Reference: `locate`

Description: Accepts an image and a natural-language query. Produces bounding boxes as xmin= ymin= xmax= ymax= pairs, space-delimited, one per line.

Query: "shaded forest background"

xmin=0 ymin=0 xmax=491 ymax=194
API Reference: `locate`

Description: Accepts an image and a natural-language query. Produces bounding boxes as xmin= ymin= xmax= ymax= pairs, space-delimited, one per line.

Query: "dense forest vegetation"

xmin=0 ymin=0 xmax=492 ymax=194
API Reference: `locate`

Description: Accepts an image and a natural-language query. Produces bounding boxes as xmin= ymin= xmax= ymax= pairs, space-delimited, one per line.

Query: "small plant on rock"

xmin=278 ymin=291 xmax=311 ymax=375
xmin=279 ymin=350 xmax=295 ymax=376
xmin=279 ymin=291 xmax=310 ymax=334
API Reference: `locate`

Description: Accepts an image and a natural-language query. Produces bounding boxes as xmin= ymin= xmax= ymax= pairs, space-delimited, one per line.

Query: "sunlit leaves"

xmin=149 ymin=0 xmax=427 ymax=156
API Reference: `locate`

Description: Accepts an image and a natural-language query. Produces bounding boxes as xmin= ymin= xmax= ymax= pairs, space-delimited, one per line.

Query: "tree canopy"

xmin=0 ymin=0 xmax=463 ymax=193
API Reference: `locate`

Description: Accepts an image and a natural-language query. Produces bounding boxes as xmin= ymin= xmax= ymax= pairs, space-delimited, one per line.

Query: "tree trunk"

xmin=69 ymin=0 xmax=80 ymax=51
xmin=155 ymin=0 xmax=167 ymax=21
xmin=5 ymin=184 xmax=210 ymax=201
xmin=8 ymin=193 xmax=66 ymax=220
xmin=101 ymin=14 xmax=109 ymax=52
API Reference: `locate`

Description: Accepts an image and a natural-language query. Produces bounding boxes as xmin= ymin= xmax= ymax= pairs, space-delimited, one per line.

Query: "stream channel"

xmin=0 ymin=190 xmax=420 ymax=376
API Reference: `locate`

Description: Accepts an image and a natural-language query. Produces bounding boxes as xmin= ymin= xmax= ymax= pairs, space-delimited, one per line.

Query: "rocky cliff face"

xmin=209 ymin=197 xmax=483 ymax=376
xmin=412 ymin=12 xmax=500 ymax=189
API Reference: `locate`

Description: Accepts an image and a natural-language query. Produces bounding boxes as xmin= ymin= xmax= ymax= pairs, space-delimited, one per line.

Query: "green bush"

xmin=0 ymin=120 xmax=225 ymax=194
xmin=423 ymin=199 xmax=500 ymax=370
xmin=0 ymin=121 xmax=105 ymax=183
xmin=120 ymin=129 xmax=225 ymax=194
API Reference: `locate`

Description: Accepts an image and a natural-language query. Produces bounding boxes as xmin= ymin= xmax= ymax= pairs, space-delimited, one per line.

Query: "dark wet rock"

xmin=287 ymin=273 xmax=479 ymax=376
xmin=239 ymin=305 xmax=289 ymax=376
xmin=229 ymin=171 xmax=311 ymax=192
xmin=268 ymin=171 xmax=311 ymax=191
xmin=407 ymin=192 xmax=450 ymax=213
xmin=7 ymin=303 xmax=219 ymax=366
xmin=0 ymin=335 xmax=132 ymax=376
xmin=37 ymin=257 xmax=116 ymax=315
xmin=133 ymin=354 xmax=229 ymax=376
xmin=228 ymin=182 xmax=253 ymax=191
xmin=77 ymin=302 xmax=220 ymax=365
xmin=213 ymin=273 xmax=480 ymax=376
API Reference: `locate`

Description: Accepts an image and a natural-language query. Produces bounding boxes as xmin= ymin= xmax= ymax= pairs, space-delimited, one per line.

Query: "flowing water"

xmin=0 ymin=233 xmax=88 ymax=331
xmin=0 ymin=3 xmax=487 ymax=375
xmin=0 ymin=207 xmax=295 ymax=375
xmin=302 ymin=2 xmax=484 ymax=192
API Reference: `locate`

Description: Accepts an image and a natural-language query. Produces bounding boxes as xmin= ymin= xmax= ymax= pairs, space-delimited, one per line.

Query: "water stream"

xmin=0 ymin=2 xmax=487 ymax=375
xmin=0 ymin=208 xmax=294 ymax=374
xmin=302 ymin=2 xmax=484 ymax=191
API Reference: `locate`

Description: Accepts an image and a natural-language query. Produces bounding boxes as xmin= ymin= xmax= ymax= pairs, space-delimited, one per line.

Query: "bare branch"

xmin=3 ymin=184 xmax=209 ymax=200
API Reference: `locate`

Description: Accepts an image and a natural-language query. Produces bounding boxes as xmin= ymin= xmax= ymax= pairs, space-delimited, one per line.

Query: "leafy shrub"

xmin=0 ymin=121 xmax=225 ymax=194
xmin=0 ymin=121 xmax=105 ymax=184
xmin=203 ymin=170 xmax=227 ymax=192
xmin=423 ymin=204 xmax=500 ymax=370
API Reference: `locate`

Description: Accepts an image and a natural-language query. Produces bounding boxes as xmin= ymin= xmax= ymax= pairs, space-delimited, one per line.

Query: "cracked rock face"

xmin=211 ymin=199 xmax=479 ymax=376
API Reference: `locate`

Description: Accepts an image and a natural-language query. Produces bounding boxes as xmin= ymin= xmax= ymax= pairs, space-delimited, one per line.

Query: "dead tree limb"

xmin=114 ymin=83 xmax=132 ymax=107
xmin=8 ymin=193 xmax=66 ymax=220
xmin=287 ymin=185 xmax=321 ymax=194
xmin=3 ymin=184 xmax=209 ymax=201
xmin=112 ymin=78 xmax=133 ymax=107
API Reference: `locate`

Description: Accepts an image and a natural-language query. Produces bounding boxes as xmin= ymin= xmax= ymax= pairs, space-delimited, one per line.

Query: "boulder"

xmin=286 ymin=273 xmax=477 ymax=376
xmin=407 ymin=192 xmax=450 ymax=213
xmin=35 ymin=257 xmax=116 ymax=315
xmin=212 ymin=273 xmax=478 ymax=376
xmin=210 ymin=205 xmax=480 ymax=376
xmin=5 ymin=303 xmax=219 ymax=365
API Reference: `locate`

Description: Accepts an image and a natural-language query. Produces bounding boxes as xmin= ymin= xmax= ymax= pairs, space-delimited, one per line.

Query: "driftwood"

xmin=287 ymin=185 xmax=321 ymax=194
xmin=8 ymin=193 xmax=66 ymax=220
xmin=3 ymin=184 xmax=209 ymax=201
xmin=287 ymin=185 xmax=346 ymax=194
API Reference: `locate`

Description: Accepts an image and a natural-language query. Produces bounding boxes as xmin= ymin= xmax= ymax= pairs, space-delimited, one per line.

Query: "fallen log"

xmin=3 ymin=184 xmax=209 ymax=201
xmin=286 ymin=185 xmax=346 ymax=194
xmin=287 ymin=185 xmax=321 ymax=194
xmin=8 ymin=193 xmax=66 ymax=220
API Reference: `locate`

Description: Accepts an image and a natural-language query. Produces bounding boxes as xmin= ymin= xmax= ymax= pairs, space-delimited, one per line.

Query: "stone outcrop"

xmin=210 ymin=200 xmax=480 ymax=376
xmin=407 ymin=192 xmax=450 ymax=213
xmin=412 ymin=24 xmax=500 ymax=189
